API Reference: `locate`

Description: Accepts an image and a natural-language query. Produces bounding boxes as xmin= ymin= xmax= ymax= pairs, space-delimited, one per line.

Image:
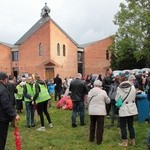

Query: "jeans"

xmin=110 ymin=103 xmax=119 ymax=126
xmin=25 ymin=102 xmax=35 ymax=126
xmin=0 ymin=121 xmax=9 ymax=150
xmin=119 ymin=116 xmax=135 ymax=140
xmin=89 ymin=115 xmax=104 ymax=144
xmin=72 ymin=101 xmax=85 ymax=125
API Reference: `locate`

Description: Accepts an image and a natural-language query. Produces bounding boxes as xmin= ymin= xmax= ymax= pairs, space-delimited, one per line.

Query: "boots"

xmin=118 ymin=139 xmax=128 ymax=147
xmin=130 ymin=139 xmax=135 ymax=146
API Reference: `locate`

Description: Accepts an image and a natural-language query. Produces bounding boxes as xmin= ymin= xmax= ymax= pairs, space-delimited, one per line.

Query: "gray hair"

xmin=94 ymin=80 xmax=102 ymax=87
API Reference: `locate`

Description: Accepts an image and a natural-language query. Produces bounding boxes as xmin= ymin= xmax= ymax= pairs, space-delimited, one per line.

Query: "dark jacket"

xmin=102 ymin=76 xmax=113 ymax=94
xmin=0 ymin=82 xmax=16 ymax=123
xmin=6 ymin=82 xmax=17 ymax=106
xmin=69 ymin=78 xmax=88 ymax=102
xmin=54 ymin=77 xmax=62 ymax=90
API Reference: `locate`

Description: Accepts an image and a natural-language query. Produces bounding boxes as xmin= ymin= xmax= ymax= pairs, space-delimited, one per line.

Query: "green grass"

xmin=6 ymin=102 xmax=149 ymax=150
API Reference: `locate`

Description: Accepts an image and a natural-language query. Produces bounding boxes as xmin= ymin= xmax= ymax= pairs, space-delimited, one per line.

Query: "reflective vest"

xmin=15 ymin=85 xmax=24 ymax=100
xmin=35 ymin=84 xmax=51 ymax=104
xmin=24 ymin=83 xmax=34 ymax=102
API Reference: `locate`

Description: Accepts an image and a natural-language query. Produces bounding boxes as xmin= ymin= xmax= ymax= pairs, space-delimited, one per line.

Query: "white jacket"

xmin=88 ymin=87 xmax=110 ymax=116
xmin=115 ymin=81 xmax=138 ymax=117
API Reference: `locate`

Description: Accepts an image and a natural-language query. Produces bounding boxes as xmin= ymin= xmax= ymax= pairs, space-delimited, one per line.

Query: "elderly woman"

xmin=88 ymin=80 xmax=110 ymax=145
xmin=115 ymin=75 xmax=138 ymax=147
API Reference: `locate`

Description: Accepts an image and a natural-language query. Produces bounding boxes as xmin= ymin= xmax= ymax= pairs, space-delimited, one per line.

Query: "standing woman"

xmin=33 ymin=76 xmax=53 ymax=131
xmin=115 ymin=75 xmax=138 ymax=147
xmin=88 ymin=80 xmax=110 ymax=145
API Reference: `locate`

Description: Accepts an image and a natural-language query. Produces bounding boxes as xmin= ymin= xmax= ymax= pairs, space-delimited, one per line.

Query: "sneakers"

xmin=49 ymin=123 xmax=53 ymax=128
xmin=37 ymin=126 xmax=45 ymax=131
xmin=129 ymin=139 xmax=135 ymax=146
xmin=118 ymin=140 xmax=128 ymax=147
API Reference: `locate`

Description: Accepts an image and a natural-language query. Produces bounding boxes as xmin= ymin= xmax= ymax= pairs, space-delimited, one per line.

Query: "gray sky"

xmin=0 ymin=0 xmax=125 ymax=45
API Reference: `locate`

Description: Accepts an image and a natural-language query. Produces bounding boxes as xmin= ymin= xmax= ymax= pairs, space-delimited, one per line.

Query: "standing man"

xmin=69 ymin=73 xmax=88 ymax=127
xmin=54 ymin=74 xmax=62 ymax=101
xmin=102 ymin=68 xmax=113 ymax=116
xmin=6 ymin=76 xmax=18 ymax=111
xmin=0 ymin=72 xmax=20 ymax=150
xmin=23 ymin=76 xmax=35 ymax=128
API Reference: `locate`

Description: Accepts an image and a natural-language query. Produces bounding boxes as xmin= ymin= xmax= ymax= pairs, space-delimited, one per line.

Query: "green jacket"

xmin=34 ymin=83 xmax=51 ymax=104
xmin=24 ymin=83 xmax=34 ymax=102
xmin=15 ymin=85 xmax=23 ymax=100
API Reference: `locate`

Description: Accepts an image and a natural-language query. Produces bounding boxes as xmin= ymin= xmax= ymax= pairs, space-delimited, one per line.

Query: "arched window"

xmin=63 ymin=45 xmax=66 ymax=56
xmin=39 ymin=43 xmax=42 ymax=56
xmin=57 ymin=43 xmax=60 ymax=56
xmin=106 ymin=49 xmax=109 ymax=60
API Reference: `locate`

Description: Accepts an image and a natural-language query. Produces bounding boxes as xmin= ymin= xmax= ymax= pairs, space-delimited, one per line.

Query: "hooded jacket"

xmin=115 ymin=81 xmax=138 ymax=117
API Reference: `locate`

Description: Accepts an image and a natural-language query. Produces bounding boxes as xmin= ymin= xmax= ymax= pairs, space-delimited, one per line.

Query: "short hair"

xmin=128 ymin=75 xmax=136 ymax=81
xmin=94 ymin=80 xmax=102 ymax=87
xmin=77 ymin=73 xmax=82 ymax=79
xmin=0 ymin=72 xmax=8 ymax=80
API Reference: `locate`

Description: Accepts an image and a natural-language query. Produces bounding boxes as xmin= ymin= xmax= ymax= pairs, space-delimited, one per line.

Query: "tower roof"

xmin=15 ymin=3 xmax=77 ymax=46
xmin=41 ymin=3 xmax=51 ymax=17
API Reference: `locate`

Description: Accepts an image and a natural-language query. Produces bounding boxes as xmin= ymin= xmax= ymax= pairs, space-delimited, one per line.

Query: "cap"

xmin=0 ymin=72 xmax=8 ymax=80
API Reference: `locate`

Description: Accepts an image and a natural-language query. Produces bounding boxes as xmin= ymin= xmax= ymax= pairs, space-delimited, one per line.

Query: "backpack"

xmin=108 ymin=83 xmax=118 ymax=100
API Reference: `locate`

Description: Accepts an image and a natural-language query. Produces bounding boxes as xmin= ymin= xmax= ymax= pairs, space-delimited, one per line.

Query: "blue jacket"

xmin=47 ymin=83 xmax=56 ymax=94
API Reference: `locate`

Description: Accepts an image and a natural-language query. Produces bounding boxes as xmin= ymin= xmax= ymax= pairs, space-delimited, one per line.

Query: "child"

xmin=47 ymin=80 xmax=56 ymax=107
xmin=62 ymin=96 xmax=73 ymax=110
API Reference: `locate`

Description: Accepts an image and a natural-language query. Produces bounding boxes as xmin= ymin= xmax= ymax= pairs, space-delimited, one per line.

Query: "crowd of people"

xmin=0 ymin=68 xmax=150 ymax=149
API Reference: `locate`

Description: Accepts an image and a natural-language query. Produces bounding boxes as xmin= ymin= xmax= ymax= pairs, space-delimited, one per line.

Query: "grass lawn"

xmin=6 ymin=101 xmax=149 ymax=150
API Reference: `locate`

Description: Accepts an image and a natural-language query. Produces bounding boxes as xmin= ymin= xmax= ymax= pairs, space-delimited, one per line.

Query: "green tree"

xmin=111 ymin=0 xmax=150 ymax=69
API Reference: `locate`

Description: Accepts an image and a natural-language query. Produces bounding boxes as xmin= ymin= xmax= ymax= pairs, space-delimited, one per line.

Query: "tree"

xmin=111 ymin=0 xmax=150 ymax=69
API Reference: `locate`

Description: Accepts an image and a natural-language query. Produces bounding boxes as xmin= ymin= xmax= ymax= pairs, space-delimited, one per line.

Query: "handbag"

xmin=115 ymin=86 xmax=131 ymax=108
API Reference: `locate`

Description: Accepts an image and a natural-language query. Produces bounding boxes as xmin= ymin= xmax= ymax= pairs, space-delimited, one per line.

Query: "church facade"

xmin=0 ymin=3 xmax=112 ymax=80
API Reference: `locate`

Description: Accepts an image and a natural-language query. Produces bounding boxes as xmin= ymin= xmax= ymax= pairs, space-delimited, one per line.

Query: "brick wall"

xmin=49 ymin=20 xmax=77 ymax=80
xmin=0 ymin=44 xmax=12 ymax=75
xmin=18 ymin=19 xmax=78 ymax=80
xmin=84 ymin=37 xmax=112 ymax=77
xmin=18 ymin=21 xmax=50 ymax=80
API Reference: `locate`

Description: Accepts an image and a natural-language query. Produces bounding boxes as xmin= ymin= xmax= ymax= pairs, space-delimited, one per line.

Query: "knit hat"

xmin=0 ymin=72 xmax=8 ymax=80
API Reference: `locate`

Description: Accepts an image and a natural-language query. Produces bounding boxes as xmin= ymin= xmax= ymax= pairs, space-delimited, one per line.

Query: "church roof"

xmin=0 ymin=41 xmax=15 ymax=48
xmin=15 ymin=16 xmax=78 ymax=46
xmin=78 ymin=36 xmax=112 ymax=48
xmin=15 ymin=16 xmax=50 ymax=45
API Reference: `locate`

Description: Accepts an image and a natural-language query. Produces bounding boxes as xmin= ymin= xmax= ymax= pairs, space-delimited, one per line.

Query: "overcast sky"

xmin=0 ymin=0 xmax=125 ymax=45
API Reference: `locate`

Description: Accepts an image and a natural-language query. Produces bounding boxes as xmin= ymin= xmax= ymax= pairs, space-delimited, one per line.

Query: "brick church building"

xmin=0 ymin=3 xmax=112 ymax=80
